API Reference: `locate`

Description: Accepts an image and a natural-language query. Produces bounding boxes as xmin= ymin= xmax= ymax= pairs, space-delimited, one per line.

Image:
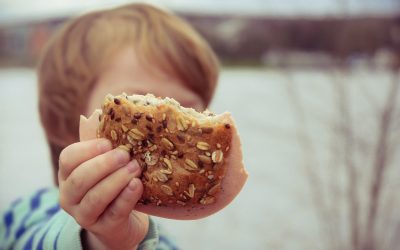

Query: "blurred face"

xmin=86 ymin=47 xmax=205 ymax=115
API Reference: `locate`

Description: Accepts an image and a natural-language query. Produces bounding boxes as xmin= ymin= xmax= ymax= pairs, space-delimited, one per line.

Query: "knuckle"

xmin=76 ymin=197 xmax=102 ymax=228
xmin=58 ymin=148 xmax=69 ymax=169
xmin=59 ymin=143 xmax=78 ymax=169
xmin=76 ymin=204 xmax=99 ymax=228
xmin=59 ymin=142 xmax=80 ymax=170
xmin=68 ymin=173 xmax=85 ymax=191
xmin=86 ymin=191 xmax=103 ymax=208
xmin=106 ymin=207 xmax=121 ymax=221
xmin=59 ymin=194 xmax=69 ymax=210
xmin=75 ymin=212 xmax=93 ymax=228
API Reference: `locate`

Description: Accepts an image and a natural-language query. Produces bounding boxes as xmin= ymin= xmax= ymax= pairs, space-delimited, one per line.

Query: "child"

xmin=0 ymin=3 xmax=219 ymax=249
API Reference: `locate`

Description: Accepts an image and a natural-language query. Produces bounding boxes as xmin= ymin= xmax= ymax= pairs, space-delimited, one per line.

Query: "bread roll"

xmin=80 ymin=93 xmax=248 ymax=219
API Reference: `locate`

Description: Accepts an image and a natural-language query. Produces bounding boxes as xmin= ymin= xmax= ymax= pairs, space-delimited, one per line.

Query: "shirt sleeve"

xmin=0 ymin=188 xmax=178 ymax=250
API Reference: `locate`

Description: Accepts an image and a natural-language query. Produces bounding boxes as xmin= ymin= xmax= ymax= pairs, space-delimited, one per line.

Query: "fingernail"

xmin=128 ymin=179 xmax=138 ymax=191
xmin=98 ymin=139 xmax=112 ymax=152
xmin=126 ymin=160 xmax=140 ymax=173
xmin=115 ymin=149 xmax=129 ymax=164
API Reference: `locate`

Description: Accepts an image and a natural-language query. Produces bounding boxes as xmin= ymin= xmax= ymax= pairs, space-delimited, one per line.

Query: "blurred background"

xmin=1 ymin=0 xmax=400 ymax=249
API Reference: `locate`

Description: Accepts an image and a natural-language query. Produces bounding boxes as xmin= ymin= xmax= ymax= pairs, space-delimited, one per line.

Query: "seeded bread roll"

xmin=80 ymin=93 xmax=248 ymax=220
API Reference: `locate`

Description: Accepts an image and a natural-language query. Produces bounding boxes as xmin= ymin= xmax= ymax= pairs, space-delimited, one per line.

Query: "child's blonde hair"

xmin=38 ymin=3 xmax=219 ymax=183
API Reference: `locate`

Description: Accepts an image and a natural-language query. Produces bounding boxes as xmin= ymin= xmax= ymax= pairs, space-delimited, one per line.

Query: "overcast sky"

xmin=1 ymin=0 xmax=399 ymax=23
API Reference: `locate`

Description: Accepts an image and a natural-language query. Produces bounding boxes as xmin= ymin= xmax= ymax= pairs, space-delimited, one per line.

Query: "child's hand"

xmin=58 ymin=138 xmax=149 ymax=250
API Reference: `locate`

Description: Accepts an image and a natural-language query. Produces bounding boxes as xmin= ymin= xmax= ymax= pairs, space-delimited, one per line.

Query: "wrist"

xmin=81 ymin=230 xmax=138 ymax=250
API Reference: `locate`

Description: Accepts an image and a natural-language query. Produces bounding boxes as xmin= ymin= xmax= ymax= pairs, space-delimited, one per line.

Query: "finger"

xmin=62 ymin=149 xmax=131 ymax=204
xmin=100 ymin=177 xmax=143 ymax=226
xmin=73 ymin=161 xmax=141 ymax=228
xmin=59 ymin=138 xmax=112 ymax=180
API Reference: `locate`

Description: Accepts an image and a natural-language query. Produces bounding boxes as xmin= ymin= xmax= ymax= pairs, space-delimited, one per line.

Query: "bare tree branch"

xmin=333 ymin=79 xmax=361 ymax=250
xmin=363 ymin=80 xmax=399 ymax=250
xmin=284 ymin=75 xmax=340 ymax=250
xmin=284 ymin=67 xmax=399 ymax=250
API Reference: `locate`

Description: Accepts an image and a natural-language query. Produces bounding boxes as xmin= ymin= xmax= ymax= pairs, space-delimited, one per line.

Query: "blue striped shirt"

xmin=0 ymin=188 xmax=179 ymax=250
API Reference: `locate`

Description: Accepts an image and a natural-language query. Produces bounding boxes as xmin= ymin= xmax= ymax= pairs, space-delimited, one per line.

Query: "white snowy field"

xmin=0 ymin=67 xmax=398 ymax=249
